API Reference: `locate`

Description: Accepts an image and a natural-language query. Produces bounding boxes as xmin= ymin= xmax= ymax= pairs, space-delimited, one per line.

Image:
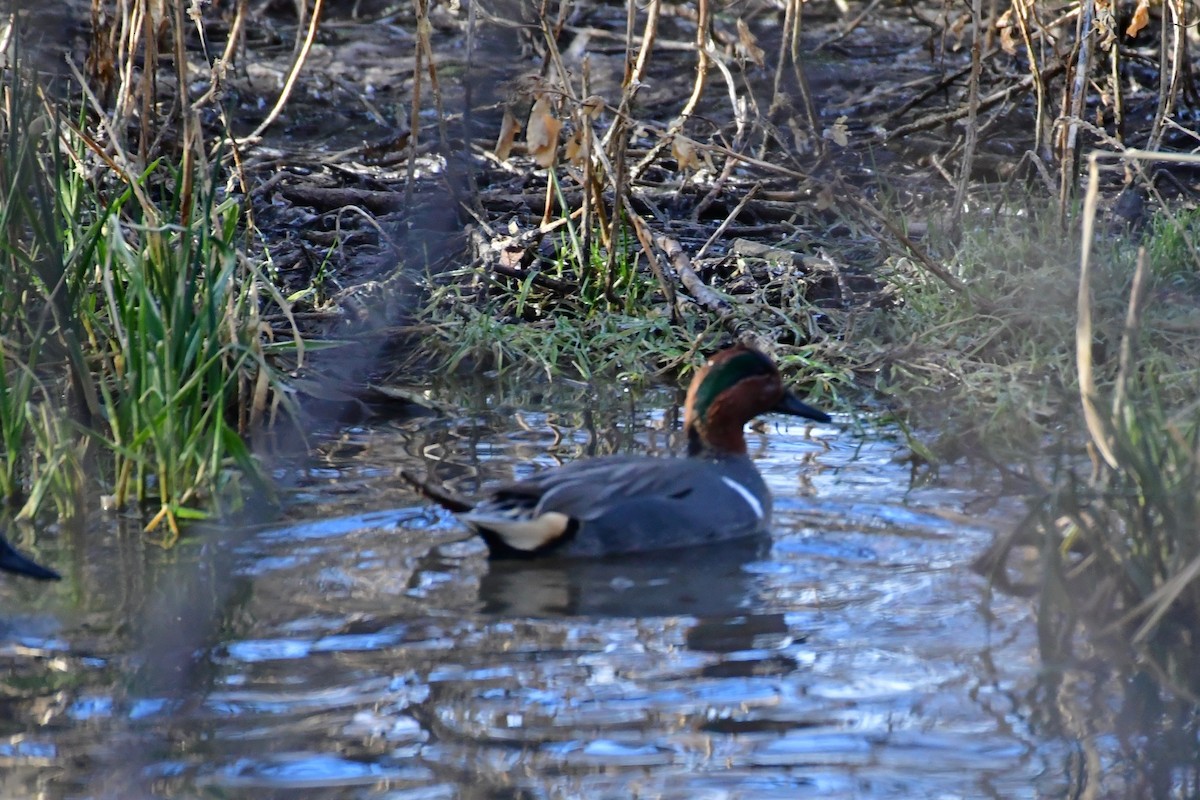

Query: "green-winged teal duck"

xmin=406 ymin=345 xmax=831 ymax=558
xmin=0 ymin=535 xmax=60 ymax=580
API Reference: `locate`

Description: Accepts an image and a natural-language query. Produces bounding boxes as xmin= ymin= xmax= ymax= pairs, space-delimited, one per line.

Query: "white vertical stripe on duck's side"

xmin=720 ymin=476 xmax=764 ymax=520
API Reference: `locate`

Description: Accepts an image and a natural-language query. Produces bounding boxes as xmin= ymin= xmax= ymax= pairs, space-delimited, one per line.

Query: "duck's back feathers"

xmin=460 ymin=454 xmax=772 ymax=558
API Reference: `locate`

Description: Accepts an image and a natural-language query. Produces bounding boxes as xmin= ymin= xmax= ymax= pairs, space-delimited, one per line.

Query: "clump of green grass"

xmin=86 ymin=162 xmax=283 ymax=535
xmin=1143 ymin=206 xmax=1200 ymax=286
xmin=0 ymin=47 xmax=297 ymax=537
xmin=417 ymin=257 xmax=696 ymax=382
xmin=856 ymin=195 xmax=1199 ymax=463
xmin=1032 ymin=170 xmax=1200 ymax=698
xmin=939 ymin=173 xmax=1200 ymax=699
xmin=413 ymin=215 xmax=848 ymax=399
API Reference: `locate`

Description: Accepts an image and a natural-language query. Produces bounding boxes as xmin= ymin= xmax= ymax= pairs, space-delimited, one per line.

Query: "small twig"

xmin=695 ymin=183 xmax=761 ymax=262
xmin=240 ymin=0 xmax=324 ymax=144
xmin=624 ymin=199 xmax=677 ymax=321
xmin=655 ymin=234 xmax=735 ymax=326
xmin=886 ymin=62 xmax=1065 ymax=140
xmin=950 ymin=0 xmax=982 ymax=230
xmin=405 ymin=0 xmax=426 ymax=210
xmin=814 ymin=0 xmax=884 ymax=53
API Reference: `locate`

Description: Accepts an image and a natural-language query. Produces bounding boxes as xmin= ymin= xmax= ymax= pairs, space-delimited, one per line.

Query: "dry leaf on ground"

xmin=526 ymin=95 xmax=562 ymax=168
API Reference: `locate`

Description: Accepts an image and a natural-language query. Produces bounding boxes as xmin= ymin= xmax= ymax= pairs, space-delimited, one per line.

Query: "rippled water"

xmin=1 ymin=386 xmax=1083 ymax=798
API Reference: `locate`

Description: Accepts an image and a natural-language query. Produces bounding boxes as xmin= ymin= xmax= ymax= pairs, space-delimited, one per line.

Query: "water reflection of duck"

xmin=0 ymin=535 xmax=61 ymax=581
xmin=405 ymin=345 xmax=831 ymax=558
xmin=479 ymin=538 xmax=769 ymax=617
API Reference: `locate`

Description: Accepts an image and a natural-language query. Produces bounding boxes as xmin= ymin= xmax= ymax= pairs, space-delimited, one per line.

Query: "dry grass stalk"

xmin=1075 ymin=152 xmax=1116 ymax=469
xmin=1057 ymin=0 xmax=1096 ymax=216
xmin=770 ymin=0 xmax=819 ymax=149
xmin=243 ymin=0 xmax=324 ymax=144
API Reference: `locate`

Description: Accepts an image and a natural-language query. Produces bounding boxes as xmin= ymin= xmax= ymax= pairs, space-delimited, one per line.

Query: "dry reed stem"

xmin=623 ymin=197 xmax=677 ymax=320
xmin=784 ymin=0 xmax=820 ymax=150
xmin=1074 ymin=148 xmax=1200 ymax=469
xmin=631 ymin=0 xmax=709 ymax=180
xmin=951 ymin=0 xmax=983 ymax=228
xmin=1075 ymin=153 xmax=1116 ymax=468
xmin=629 ymin=0 xmax=660 ymax=89
xmin=66 ymin=59 xmax=155 ymax=219
xmin=579 ymin=61 xmax=595 ymax=265
xmin=1011 ymin=0 xmax=1049 ymax=155
xmin=1112 ymin=247 xmax=1149 ymax=419
xmin=1147 ymin=0 xmax=1186 ymax=151
xmin=1058 ymin=0 xmax=1095 ymax=216
xmin=242 ymin=0 xmax=324 ymax=144
xmin=603 ymin=0 xmax=655 ymax=151
xmin=194 ymin=0 xmax=248 ymax=108
xmin=172 ymin=0 xmax=195 ymax=225
xmin=405 ymin=0 xmax=425 ymax=209
xmin=604 ymin=125 xmax=627 ymax=299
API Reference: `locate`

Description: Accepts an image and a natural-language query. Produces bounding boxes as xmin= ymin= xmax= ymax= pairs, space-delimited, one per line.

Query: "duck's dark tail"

xmin=400 ymin=470 xmax=474 ymax=513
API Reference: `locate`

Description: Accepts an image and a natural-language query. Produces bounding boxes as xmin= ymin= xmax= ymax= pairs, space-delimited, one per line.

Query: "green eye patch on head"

xmin=690 ymin=349 xmax=775 ymax=425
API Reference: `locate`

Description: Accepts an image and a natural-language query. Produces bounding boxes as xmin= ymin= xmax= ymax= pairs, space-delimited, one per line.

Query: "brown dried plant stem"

xmin=172 ymin=0 xmax=194 ymax=224
xmin=682 ymin=0 xmax=710 ymax=117
xmin=1076 ymin=152 xmax=1116 ymax=469
xmin=606 ymin=0 xmax=657 ymax=154
xmin=405 ymin=0 xmax=426 ymax=210
xmin=630 ymin=0 xmax=708 ymax=180
xmin=579 ymin=63 xmax=595 ymax=266
xmin=243 ymin=0 xmax=324 ymax=143
xmin=195 ymin=0 xmax=249 ymax=108
xmin=770 ymin=0 xmax=819 ymax=147
xmin=1077 ymin=147 xmax=1200 ymax=463
xmin=629 ymin=0 xmax=659 ymax=89
xmin=1058 ymin=0 xmax=1095 ymax=217
xmin=1011 ymin=0 xmax=1050 ymax=154
xmin=604 ymin=123 xmax=627 ymax=302
xmin=415 ymin=0 xmax=462 ymax=208
xmin=1147 ymin=0 xmax=1187 ymax=151
xmin=951 ymin=0 xmax=983 ymax=228
xmin=138 ymin=2 xmax=159 ymax=161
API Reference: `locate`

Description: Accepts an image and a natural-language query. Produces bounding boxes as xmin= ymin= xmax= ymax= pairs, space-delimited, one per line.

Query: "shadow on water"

xmin=1 ymin=377 xmax=1198 ymax=798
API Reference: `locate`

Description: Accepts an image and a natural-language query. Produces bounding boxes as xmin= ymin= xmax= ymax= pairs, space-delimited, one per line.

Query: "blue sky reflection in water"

xmin=0 ymin=386 xmax=1090 ymax=799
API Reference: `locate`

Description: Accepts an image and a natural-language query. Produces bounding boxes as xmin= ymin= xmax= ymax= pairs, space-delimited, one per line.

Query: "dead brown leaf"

xmin=736 ymin=19 xmax=765 ymax=67
xmin=996 ymin=8 xmax=1018 ymax=56
xmin=526 ymin=95 xmax=562 ymax=168
xmin=495 ymin=108 xmax=521 ymax=161
xmin=580 ymin=95 xmax=605 ymax=119
xmin=565 ymin=127 xmax=586 ymax=165
xmin=825 ymin=116 xmax=850 ymax=148
xmin=1125 ymin=0 xmax=1150 ymax=38
xmin=673 ymin=135 xmax=701 ymax=171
